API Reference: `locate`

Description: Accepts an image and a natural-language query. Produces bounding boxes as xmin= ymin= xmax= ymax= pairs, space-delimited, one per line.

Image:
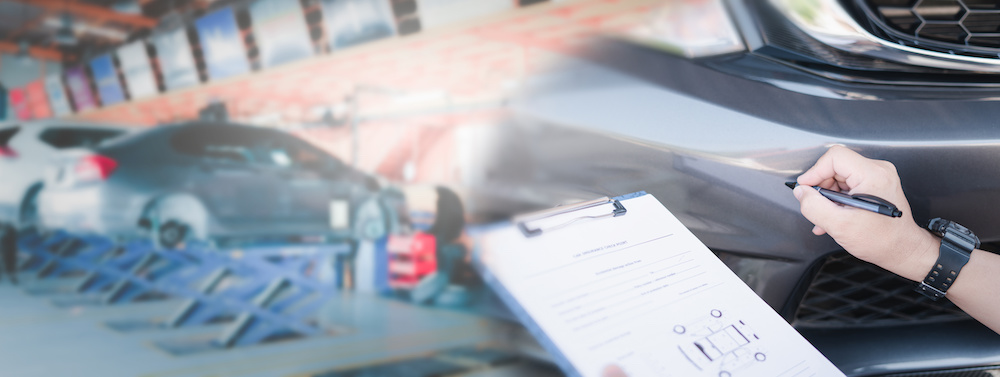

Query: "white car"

xmin=0 ymin=121 xmax=128 ymax=229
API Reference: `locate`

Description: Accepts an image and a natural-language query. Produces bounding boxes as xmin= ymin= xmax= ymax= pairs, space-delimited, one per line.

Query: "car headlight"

xmin=621 ymin=0 xmax=745 ymax=58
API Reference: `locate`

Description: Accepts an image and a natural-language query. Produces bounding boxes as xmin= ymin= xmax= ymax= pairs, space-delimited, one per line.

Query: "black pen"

xmin=786 ymin=182 xmax=902 ymax=217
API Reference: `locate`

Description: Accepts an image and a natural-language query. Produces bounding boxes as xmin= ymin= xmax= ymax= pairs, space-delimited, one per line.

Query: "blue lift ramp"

xmin=15 ymin=229 xmax=356 ymax=349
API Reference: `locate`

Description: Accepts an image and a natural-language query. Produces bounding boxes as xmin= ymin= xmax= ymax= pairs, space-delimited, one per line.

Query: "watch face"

xmin=929 ymin=217 xmax=980 ymax=250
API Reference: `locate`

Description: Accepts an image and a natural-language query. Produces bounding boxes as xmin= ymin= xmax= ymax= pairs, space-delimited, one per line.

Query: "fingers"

xmin=797 ymin=145 xmax=870 ymax=189
xmin=602 ymin=365 xmax=628 ymax=377
xmin=812 ymin=225 xmax=827 ymax=236
xmin=812 ymin=177 xmax=840 ymax=191
xmin=793 ymin=185 xmax=842 ymax=235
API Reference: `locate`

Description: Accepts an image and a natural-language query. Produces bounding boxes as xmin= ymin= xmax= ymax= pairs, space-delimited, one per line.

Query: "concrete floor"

xmin=0 ymin=273 xmax=561 ymax=377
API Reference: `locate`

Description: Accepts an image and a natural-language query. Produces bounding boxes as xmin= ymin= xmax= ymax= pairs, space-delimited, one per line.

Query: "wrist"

xmin=889 ymin=228 xmax=941 ymax=282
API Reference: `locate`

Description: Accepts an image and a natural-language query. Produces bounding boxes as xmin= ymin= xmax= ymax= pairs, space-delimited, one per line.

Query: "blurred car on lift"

xmin=0 ymin=121 xmax=128 ymax=229
xmin=38 ymin=122 xmax=399 ymax=248
xmin=465 ymin=0 xmax=1000 ymax=376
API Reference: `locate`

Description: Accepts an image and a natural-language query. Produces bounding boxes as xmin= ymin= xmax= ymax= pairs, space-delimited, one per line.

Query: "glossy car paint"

xmin=468 ymin=39 xmax=1000 ymax=376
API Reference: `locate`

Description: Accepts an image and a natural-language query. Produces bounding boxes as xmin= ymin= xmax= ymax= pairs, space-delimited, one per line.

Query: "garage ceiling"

xmin=0 ymin=0 xmax=211 ymax=62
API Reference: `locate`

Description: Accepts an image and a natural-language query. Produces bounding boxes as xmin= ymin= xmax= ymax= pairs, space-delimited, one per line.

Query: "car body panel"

xmin=464 ymin=40 xmax=1000 ymax=375
xmin=801 ymin=320 xmax=1000 ymax=376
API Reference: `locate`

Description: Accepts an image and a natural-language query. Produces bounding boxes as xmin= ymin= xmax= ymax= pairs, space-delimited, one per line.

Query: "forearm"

xmin=792 ymin=146 xmax=1000 ymax=333
xmin=881 ymin=229 xmax=1000 ymax=334
xmin=946 ymin=249 xmax=1000 ymax=334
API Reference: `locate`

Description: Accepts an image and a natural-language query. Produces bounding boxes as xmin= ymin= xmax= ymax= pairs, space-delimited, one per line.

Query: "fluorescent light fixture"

xmin=44 ymin=15 xmax=127 ymax=43
xmin=624 ymin=0 xmax=744 ymax=58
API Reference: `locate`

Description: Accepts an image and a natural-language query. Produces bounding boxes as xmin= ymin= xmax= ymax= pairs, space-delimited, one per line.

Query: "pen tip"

xmin=785 ymin=181 xmax=797 ymax=189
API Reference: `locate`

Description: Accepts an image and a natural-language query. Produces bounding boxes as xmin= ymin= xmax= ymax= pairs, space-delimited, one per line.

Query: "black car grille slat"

xmin=793 ymin=252 xmax=969 ymax=328
xmin=862 ymin=0 xmax=1000 ymax=56
xmin=881 ymin=7 xmax=922 ymax=32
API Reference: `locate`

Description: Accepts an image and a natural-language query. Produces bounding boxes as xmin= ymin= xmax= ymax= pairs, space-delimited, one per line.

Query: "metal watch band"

xmin=915 ymin=218 xmax=979 ymax=300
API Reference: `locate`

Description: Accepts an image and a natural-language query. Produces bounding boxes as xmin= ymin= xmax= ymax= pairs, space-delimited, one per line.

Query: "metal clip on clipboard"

xmin=514 ymin=197 xmax=627 ymax=238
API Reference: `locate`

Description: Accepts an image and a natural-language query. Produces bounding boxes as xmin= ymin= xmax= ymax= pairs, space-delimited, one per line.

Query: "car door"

xmin=169 ymin=126 xmax=284 ymax=230
xmin=260 ymin=134 xmax=361 ymax=236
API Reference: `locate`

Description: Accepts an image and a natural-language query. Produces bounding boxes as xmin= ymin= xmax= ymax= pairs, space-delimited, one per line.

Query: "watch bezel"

xmin=928 ymin=218 xmax=981 ymax=250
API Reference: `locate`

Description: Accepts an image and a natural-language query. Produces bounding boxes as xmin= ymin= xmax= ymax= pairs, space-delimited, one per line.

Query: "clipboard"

xmin=515 ymin=196 xmax=629 ymax=238
xmin=473 ymin=192 xmax=845 ymax=377
xmin=478 ymin=193 xmax=643 ymax=377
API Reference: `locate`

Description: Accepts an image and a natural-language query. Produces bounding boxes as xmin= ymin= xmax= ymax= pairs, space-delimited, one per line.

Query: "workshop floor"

xmin=0 ymin=274 xmax=562 ymax=377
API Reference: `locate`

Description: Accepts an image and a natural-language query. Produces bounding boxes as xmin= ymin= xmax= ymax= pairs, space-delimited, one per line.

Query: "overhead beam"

xmin=11 ymin=0 xmax=158 ymax=29
xmin=8 ymin=10 xmax=52 ymax=40
xmin=0 ymin=41 xmax=63 ymax=61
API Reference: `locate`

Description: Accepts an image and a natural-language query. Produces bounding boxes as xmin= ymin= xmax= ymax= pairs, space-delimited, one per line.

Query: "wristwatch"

xmin=916 ymin=218 xmax=980 ymax=300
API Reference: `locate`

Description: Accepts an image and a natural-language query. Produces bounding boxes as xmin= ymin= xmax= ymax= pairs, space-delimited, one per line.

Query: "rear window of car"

xmin=0 ymin=126 xmax=19 ymax=146
xmin=169 ymin=125 xmax=337 ymax=170
xmin=39 ymin=127 xmax=125 ymax=149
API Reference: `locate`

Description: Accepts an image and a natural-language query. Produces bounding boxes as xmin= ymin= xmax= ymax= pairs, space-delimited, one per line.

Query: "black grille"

xmin=861 ymin=0 xmax=1000 ymax=57
xmin=794 ymin=252 xmax=969 ymax=327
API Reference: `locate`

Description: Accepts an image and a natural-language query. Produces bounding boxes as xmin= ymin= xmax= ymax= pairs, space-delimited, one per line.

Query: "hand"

xmin=602 ymin=364 xmax=628 ymax=377
xmin=792 ymin=145 xmax=938 ymax=281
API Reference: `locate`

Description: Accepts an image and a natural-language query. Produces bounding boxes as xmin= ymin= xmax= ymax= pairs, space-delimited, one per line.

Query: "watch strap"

xmin=916 ymin=233 xmax=972 ymax=300
xmin=915 ymin=218 xmax=978 ymax=300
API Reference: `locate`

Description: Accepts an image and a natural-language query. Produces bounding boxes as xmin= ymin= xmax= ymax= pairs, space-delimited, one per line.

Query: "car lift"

xmin=16 ymin=230 xmax=352 ymax=349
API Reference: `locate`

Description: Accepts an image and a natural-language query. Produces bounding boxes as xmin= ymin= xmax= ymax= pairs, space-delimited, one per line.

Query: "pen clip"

xmin=850 ymin=193 xmax=895 ymax=209
xmin=850 ymin=193 xmax=902 ymax=217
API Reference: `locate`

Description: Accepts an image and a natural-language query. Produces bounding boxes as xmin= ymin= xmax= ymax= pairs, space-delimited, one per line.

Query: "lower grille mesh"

xmin=794 ymin=252 xmax=969 ymax=327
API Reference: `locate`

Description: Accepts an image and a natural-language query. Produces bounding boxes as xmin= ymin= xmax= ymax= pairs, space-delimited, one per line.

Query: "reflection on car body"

xmin=463 ymin=0 xmax=1000 ymax=375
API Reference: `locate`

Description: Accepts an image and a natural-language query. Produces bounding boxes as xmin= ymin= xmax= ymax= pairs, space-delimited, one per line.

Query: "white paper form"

xmin=480 ymin=194 xmax=845 ymax=377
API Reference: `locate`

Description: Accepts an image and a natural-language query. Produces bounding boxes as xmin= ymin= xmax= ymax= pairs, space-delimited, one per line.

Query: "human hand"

xmin=792 ymin=145 xmax=938 ymax=281
xmin=601 ymin=364 xmax=628 ymax=377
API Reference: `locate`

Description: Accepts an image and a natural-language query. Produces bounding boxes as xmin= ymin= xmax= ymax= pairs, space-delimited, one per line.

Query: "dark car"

xmin=38 ymin=122 xmax=395 ymax=248
xmin=462 ymin=0 xmax=1000 ymax=375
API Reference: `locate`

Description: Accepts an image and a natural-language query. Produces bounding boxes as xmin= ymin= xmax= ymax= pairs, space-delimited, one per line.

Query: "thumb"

xmin=794 ymin=185 xmax=840 ymax=236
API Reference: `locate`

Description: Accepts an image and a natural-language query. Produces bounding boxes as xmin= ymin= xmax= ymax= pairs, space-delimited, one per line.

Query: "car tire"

xmin=143 ymin=195 xmax=209 ymax=250
xmin=157 ymin=220 xmax=189 ymax=250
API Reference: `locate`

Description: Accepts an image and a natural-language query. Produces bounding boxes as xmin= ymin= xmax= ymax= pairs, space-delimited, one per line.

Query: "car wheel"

xmin=157 ymin=220 xmax=189 ymax=249
xmin=143 ymin=195 xmax=209 ymax=250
